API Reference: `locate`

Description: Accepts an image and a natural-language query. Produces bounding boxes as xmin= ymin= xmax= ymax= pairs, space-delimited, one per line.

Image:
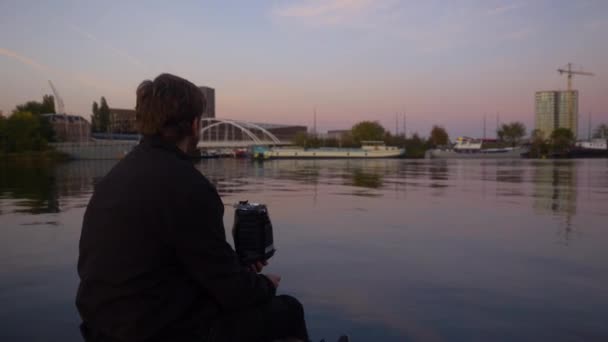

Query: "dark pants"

xmin=81 ymin=295 xmax=308 ymax=342
xmin=208 ymin=295 xmax=309 ymax=342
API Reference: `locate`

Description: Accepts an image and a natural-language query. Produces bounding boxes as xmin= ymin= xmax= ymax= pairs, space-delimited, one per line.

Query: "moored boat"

xmin=426 ymin=137 xmax=528 ymax=159
xmin=256 ymin=141 xmax=405 ymax=159
xmin=569 ymin=139 xmax=608 ymax=158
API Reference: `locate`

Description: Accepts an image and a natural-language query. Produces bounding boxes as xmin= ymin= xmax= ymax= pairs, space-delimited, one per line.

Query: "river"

xmin=1 ymin=158 xmax=607 ymax=341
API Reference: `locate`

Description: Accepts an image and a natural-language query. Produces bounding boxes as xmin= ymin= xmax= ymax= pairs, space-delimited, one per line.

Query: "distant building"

xmin=198 ymin=86 xmax=215 ymax=118
xmin=535 ymin=90 xmax=578 ymax=139
xmin=326 ymin=129 xmax=350 ymax=140
xmin=109 ymin=108 xmax=137 ymax=134
xmin=42 ymin=114 xmax=91 ymax=142
xmin=256 ymin=123 xmax=307 ymax=142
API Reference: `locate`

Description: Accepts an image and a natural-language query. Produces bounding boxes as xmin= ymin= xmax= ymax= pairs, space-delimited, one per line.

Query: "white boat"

xmin=426 ymin=137 xmax=528 ymax=159
xmin=570 ymin=139 xmax=608 ymax=158
xmin=575 ymin=139 xmax=607 ymax=150
xmin=257 ymin=141 xmax=405 ymax=159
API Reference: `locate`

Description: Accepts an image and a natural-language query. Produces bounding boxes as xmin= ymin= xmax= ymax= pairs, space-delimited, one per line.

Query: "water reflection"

xmin=533 ymin=160 xmax=578 ymax=244
xmin=1 ymin=159 xmax=608 ymax=341
xmin=347 ymin=169 xmax=383 ymax=189
xmin=0 ymin=160 xmax=115 ymax=214
xmin=0 ymin=161 xmax=59 ymax=214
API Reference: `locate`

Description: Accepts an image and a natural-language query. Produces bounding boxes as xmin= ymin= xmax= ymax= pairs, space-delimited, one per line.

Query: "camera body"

xmin=232 ymin=201 xmax=276 ymax=264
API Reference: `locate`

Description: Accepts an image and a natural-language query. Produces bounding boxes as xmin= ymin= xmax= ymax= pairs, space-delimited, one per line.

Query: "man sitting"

xmin=76 ymin=73 xmax=309 ymax=341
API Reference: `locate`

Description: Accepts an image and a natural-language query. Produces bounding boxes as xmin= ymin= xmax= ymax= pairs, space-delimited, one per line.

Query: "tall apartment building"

xmin=535 ymin=90 xmax=578 ymax=139
xmin=198 ymin=86 xmax=215 ymax=118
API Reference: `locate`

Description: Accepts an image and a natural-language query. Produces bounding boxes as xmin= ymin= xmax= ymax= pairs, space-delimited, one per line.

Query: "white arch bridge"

xmin=198 ymin=118 xmax=291 ymax=148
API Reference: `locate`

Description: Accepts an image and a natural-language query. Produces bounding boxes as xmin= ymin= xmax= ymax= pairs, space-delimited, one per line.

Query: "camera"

xmin=232 ymin=201 xmax=276 ymax=264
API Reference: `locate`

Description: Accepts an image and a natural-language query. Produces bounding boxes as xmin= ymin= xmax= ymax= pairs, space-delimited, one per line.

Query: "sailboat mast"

xmin=313 ymin=107 xmax=317 ymax=136
xmin=403 ymin=111 xmax=406 ymax=139
xmin=483 ymin=114 xmax=487 ymax=140
xmin=588 ymin=112 xmax=592 ymax=140
xmin=496 ymin=112 xmax=500 ymax=139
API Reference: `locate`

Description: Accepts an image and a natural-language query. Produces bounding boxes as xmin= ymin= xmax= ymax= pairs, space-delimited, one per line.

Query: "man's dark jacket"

xmin=76 ymin=136 xmax=276 ymax=341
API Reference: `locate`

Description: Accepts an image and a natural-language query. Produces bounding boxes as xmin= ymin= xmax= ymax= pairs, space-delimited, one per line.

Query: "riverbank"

xmin=0 ymin=150 xmax=70 ymax=162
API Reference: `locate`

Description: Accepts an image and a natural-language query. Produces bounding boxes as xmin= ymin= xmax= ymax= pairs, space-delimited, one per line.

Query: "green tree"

xmin=323 ymin=137 xmax=340 ymax=148
xmin=14 ymin=95 xmax=55 ymax=115
xmin=3 ymin=111 xmax=47 ymax=152
xmin=13 ymin=95 xmax=56 ymax=142
xmin=99 ymin=97 xmax=111 ymax=133
xmin=339 ymin=131 xmax=357 ymax=148
xmin=91 ymin=101 xmax=100 ymax=132
xmin=550 ymin=128 xmax=575 ymax=155
xmin=293 ymin=132 xmax=321 ymax=148
xmin=429 ymin=125 xmax=449 ymax=146
xmin=529 ymin=129 xmax=549 ymax=158
xmin=0 ymin=114 xmax=7 ymax=152
xmin=350 ymin=121 xmax=386 ymax=144
xmin=41 ymin=95 xmax=55 ymax=113
xmin=593 ymin=124 xmax=608 ymax=139
xmin=404 ymin=133 xmax=431 ymax=158
xmin=497 ymin=122 xmax=527 ymax=146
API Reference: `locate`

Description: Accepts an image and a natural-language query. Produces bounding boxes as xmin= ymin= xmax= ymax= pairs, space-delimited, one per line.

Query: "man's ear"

xmin=192 ymin=118 xmax=200 ymax=136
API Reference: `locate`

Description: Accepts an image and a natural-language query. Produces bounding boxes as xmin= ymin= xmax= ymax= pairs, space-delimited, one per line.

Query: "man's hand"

xmin=263 ymin=273 xmax=281 ymax=289
xmin=250 ymin=260 xmax=268 ymax=273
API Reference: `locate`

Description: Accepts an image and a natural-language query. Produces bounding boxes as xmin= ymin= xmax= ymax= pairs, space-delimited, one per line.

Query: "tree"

xmin=293 ymin=132 xmax=321 ymax=148
xmin=91 ymin=101 xmax=100 ymax=132
xmin=429 ymin=125 xmax=449 ymax=146
xmin=529 ymin=129 xmax=549 ymax=158
xmin=2 ymin=111 xmax=46 ymax=152
xmin=404 ymin=132 xmax=431 ymax=158
xmin=99 ymin=97 xmax=111 ymax=133
xmin=593 ymin=124 xmax=608 ymax=139
xmin=531 ymin=128 xmax=545 ymax=141
xmin=339 ymin=131 xmax=357 ymax=148
xmin=12 ymin=95 xmax=55 ymax=142
xmin=497 ymin=122 xmax=526 ymax=146
xmin=41 ymin=95 xmax=55 ymax=113
xmin=0 ymin=114 xmax=7 ymax=152
xmin=14 ymin=95 xmax=55 ymax=115
xmin=350 ymin=121 xmax=386 ymax=144
xmin=550 ymin=128 xmax=575 ymax=155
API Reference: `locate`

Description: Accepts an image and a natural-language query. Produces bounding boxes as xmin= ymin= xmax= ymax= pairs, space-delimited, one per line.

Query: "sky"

xmin=1 ymin=0 xmax=607 ymax=137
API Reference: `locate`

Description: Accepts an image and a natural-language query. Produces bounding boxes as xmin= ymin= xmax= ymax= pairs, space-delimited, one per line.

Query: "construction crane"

xmin=557 ymin=63 xmax=594 ymax=92
xmin=48 ymin=80 xmax=66 ymax=114
xmin=48 ymin=80 xmax=71 ymax=140
xmin=557 ymin=63 xmax=594 ymax=136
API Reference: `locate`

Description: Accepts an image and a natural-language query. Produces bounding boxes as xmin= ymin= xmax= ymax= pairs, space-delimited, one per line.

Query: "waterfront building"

xmin=535 ymin=90 xmax=578 ymax=139
xmin=326 ymin=129 xmax=350 ymax=140
xmin=109 ymin=108 xmax=137 ymax=134
xmin=256 ymin=123 xmax=307 ymax=142
xmin=42 ymin=114 xmax=91 ymax=142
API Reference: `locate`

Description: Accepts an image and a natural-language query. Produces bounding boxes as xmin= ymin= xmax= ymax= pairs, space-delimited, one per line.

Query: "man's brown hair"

xmin=135 ymin=73 xmax=206 ymax=143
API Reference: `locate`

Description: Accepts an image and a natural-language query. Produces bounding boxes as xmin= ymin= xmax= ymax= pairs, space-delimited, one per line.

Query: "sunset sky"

xmin=1 ymin=0 xmax=607 ymax=137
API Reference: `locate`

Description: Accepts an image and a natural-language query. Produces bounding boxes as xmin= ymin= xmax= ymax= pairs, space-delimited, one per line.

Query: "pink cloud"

xmin=486 ymin=3 xmax=526 ymax=15
xmin=0 ymin=47 xmax=51 ymax=72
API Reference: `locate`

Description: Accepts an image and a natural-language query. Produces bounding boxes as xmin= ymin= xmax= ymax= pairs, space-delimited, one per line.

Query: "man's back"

xmin=77 ymin=73 xmax=306 ymax=342
xmin=77 ymin=137 xmax=221 ymax=341
xmin=78 ymin=136 xmax=280 ymax=341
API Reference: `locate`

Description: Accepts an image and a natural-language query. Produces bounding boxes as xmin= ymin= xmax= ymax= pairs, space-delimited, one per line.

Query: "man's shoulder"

xmin=96 ymin=145 xmax=211 ymax=193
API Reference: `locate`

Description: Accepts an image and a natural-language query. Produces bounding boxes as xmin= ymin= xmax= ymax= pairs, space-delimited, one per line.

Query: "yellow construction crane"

xmin=557 ymin=63 xmax=594 ymax=92
xmin=557 ymin=63 xmax=594 ymax=135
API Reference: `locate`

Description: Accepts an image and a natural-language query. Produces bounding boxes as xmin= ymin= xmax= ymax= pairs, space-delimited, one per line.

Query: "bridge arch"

xmin=198 ymin=118 xmax=282 ymax=147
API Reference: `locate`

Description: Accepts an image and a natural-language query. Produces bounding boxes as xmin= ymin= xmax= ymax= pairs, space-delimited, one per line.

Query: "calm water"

xmin=1 ymin=158 xmax=608 ymax=341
